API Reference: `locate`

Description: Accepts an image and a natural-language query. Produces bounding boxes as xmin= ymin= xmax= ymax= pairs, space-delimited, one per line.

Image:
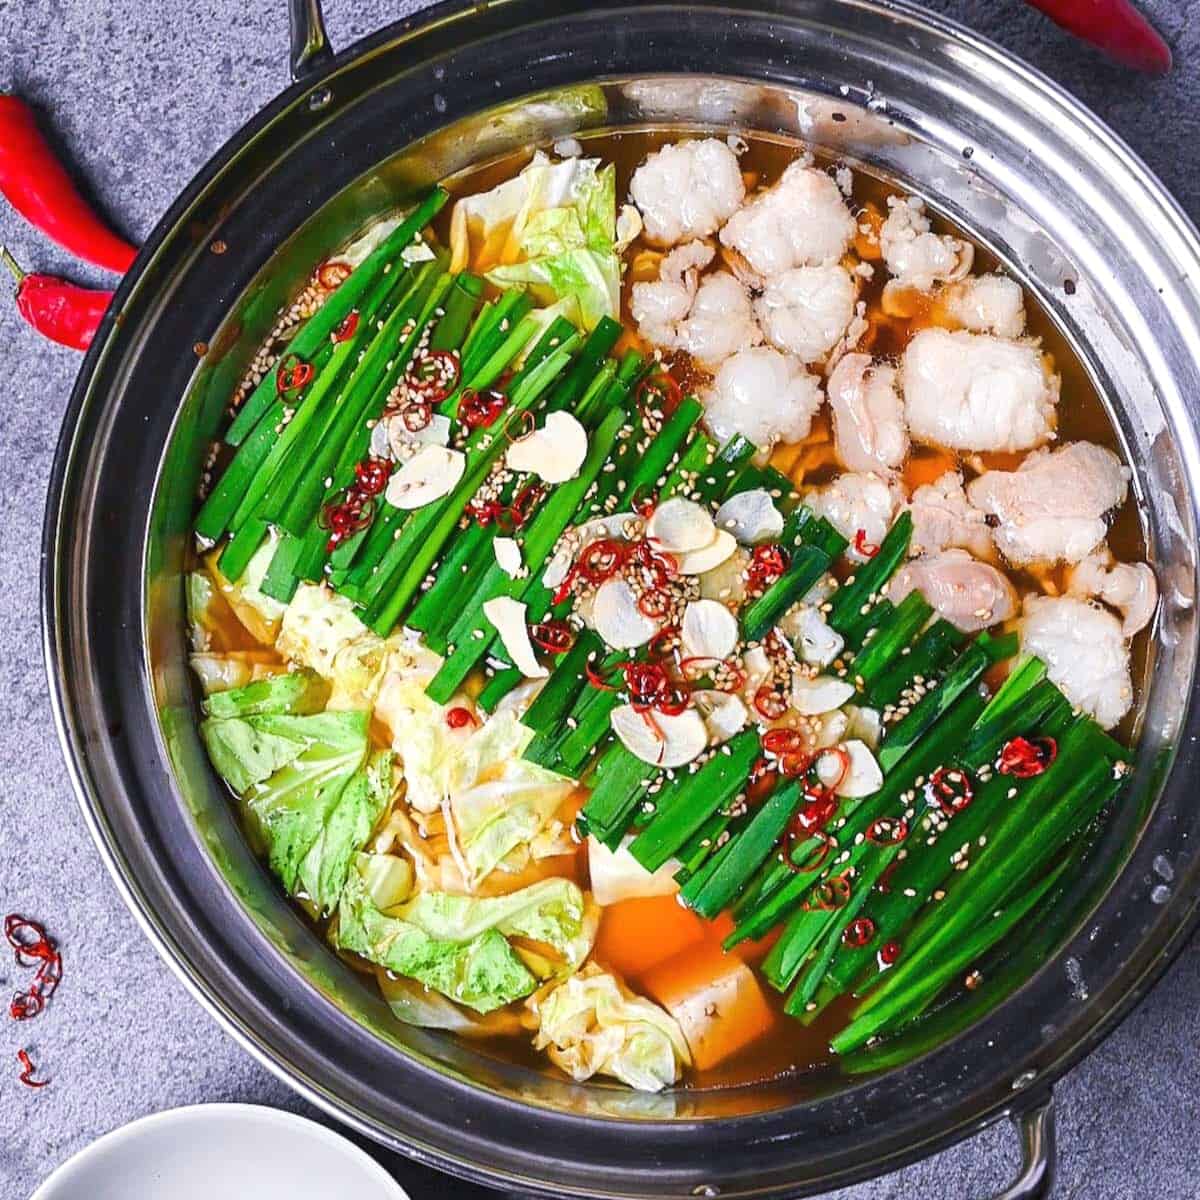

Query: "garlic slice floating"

xmin=385 ymin=445 xmax=465 ymax=509
xmin=681 ymin=599 xmax=739 ymax=661
xmin=611 ymin=703 xmax=709 ymax=768
xmin=790 ymin=605 xmax=845 ymax=668
xmin=593 ymin=578 xmax=659 ymax=649
xmin=692 ymin=689 xmax=748 ymax=745
xmin=494 ymin=536 xmax=524 ymax=578
xmin=481 ymin=596 xmax=548 ymax=679
xmin=505 ymin=411 xmax=588 ymax=484
xmin=646 ymin=497 xmax=716 ymax=553
xmin=791 ymin=674 xmax=855 ymax=715
xmin=385 ymin=412 xmax=452 ymax=461
xmin=832 ymin=739 xmax=883 ymax=797
xmin=715 ymin=488 xmax=784 ymax=544
xmin=675 ymin=529 xmax=738 ymax=575
xmin=845 ymin=704 xmax=883 ymax=749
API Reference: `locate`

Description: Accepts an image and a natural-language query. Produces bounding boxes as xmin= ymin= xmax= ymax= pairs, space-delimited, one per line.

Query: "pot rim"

xmin=42 ymin=1 xmax=1200 ymax=1195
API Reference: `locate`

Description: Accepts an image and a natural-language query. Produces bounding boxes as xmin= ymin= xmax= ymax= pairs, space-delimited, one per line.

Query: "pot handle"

xmin=288 ymin=0 xmax=333 ymax=81
xmin=984 ymin=1092 xmax=1056 ymax=1200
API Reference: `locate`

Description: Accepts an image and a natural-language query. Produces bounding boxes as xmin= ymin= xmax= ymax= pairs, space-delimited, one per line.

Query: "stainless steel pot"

xmin=43 ymin=2 xmax=1200 ymax=1196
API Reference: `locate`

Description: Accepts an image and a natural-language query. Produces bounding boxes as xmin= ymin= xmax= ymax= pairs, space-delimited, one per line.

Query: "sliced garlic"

xmin=481 ymin=596 xmax=548 ymax=679
xmin=816 ymin=709 xmax=850 ymax=749
xmin=715 ymin=488 xmax=784 ymax=544
xmin=681 ymin=599 xmax=739 ymax=661
xmin=611 ymin=703 xmax=709 ymax=768
xmin=832 ymin=739 xmax=883 ymax=797
xmin=791 ymin=605 xmax=845 ymax=668
xmin=386 ymin=412 xmax=452 ymax=461
xmin=692 ymin=689 xmax=749 ymax=745
xmin=493 ymin=536 xmax=524 ymax=578
xmin=593 ymin=578 xmax=660 ymax=649
xmin=741 ymin=645 xmax=773 ymax=696
xmin=587 ymin=834 xmax=679 ymax=905
xmin=505 ymin=410 xmax=588 ymax=484
xmin=845 ymin=704 xmax=882 ymax=749
xmin=385 ymin=445 xmax=465 ymax=509
xmin=616 ymin=204 xmax=644 ymax=252
xmin=791 ymin=674 xmax=855 ymax=715
xmin=675 ymin=529 xmax=738 ymax=575
xmin=646 ymin=498 xmax=716 ymax=553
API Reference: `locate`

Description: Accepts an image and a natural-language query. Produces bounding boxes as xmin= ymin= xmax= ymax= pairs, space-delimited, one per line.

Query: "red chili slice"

xmin=331 ymin=309 xmax=360 ymax=343
xmin=586 ymin=661 xmax=619 ymax=691
xmin=879 ymin=940 xmax=902 ymax=966
xmin=401 ymin=401 xmax=433 ymax=432
xmin=842 ymin=916 xmax=876 ymax=947
xmin=275 ymin=353 xmax=314 ymax=394
xmin=445 ymin=706 xmax=477 ymax=729
xmin=17 ymin=1048 xmax=48 ymax=1089
xmin=354 ymin=458 xmax=391 ymax=497
xmin=647 ymin=627 xmax=680 ymax=659
xmin=531 ymin=620 xmax=576 ymax=654
xmin=405 ymin=349 xmax=460 ymax=404
xmin=753 ymin=686 xmax=789 ymax=721
xmin=928 ymin=765 xmax=974 ymax=815
xmin=763 ymin=728 xmax=806 ymax=757
xmin=458 ymin=388 xmax=507 ymax=429
xmin=866 ymin=817 xmax=909 ymax=845
xmin=505 ymin=409 xmax=536 ymax=442
xmin=577 ymin=538 xmax=630 ymax=584
xmin=507 ymin=484 xmax=544 ymax=529
xmin=637 ymin=588 xmax=671 ymax=620
xmin=997 ymin=735 xmax=1057 ymax=779
xmin=653 ymin=689 xmax=691 ymax=717
xmin=317 ymin=260 xmax=352 ymax=290
xmin=636 ymin=372 xmax=683 ymax=417
xmin=853 ymin=528 xmax=880 ymax=558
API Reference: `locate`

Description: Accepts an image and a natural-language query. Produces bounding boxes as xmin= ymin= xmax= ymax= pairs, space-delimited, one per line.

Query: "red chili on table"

xmin=4 ymin=913 xmax=63 ymax=1022
xmin=2 ymin=246 xmax=111 ymax=350
xmin=1022 ymin=0 xmax=1171 ymax=74
xmin=0 ymin=94 xmax=137 ymax=273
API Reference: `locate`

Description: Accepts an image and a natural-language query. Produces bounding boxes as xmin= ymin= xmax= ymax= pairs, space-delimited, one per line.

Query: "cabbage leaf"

xmin=336 ymin=875 xmax=591 ymax=1013
xmin=533 ymin=965 xmax=691 ymax=1092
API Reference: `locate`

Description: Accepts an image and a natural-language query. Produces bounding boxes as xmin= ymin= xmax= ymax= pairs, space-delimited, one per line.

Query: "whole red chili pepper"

xmin=2 ymin=246 xmax=111 ymax=350
xmin=1023 ymin=0 xmax=1171 ymax=74
xmin=0 ymin=95 xmax=137 ymax=272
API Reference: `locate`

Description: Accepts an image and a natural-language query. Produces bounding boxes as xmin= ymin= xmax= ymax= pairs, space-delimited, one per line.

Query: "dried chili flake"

xmin=17 ymin=1048 xmax=48 ymax=1089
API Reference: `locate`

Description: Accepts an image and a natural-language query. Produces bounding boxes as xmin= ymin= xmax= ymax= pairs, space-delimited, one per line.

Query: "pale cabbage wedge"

xmin=336 ymin=874 xmax=593 ymax=1014
xmin=450 ymin=151 xmax=623 ymax=329
xmin=533 ymin=964 xmax=691 ymax=1092
xmin=202 ymin=533 xmax=287 ymax=646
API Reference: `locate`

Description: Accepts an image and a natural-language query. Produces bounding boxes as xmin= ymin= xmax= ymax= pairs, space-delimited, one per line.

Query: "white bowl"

xmin=30 ymin=1104 xmax=410 ymax=1200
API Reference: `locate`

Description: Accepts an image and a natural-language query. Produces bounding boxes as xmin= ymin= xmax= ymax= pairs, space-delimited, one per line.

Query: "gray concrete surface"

xmin=0 ymin=1 xmax=1197 ymax=1196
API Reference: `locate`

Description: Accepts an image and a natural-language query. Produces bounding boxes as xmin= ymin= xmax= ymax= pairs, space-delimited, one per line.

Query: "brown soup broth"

xmin=208 ymin=128 xmax=1149 ymax=1090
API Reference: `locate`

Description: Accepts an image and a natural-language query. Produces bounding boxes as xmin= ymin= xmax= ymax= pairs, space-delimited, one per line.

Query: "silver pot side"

xmin=43 ymin=3 xmax=1200 ymax=1197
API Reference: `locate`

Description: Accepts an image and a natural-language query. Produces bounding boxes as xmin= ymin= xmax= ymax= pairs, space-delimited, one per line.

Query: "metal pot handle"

xmin=984 ymin=1092 xmax=1056 ymax=1200
xmin=288 ymin=0 xmax=333 ymax=81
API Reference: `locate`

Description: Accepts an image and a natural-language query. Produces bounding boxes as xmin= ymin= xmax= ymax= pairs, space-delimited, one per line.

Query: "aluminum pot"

xmin=43 ymin=1 xmax=1200 ymax=1196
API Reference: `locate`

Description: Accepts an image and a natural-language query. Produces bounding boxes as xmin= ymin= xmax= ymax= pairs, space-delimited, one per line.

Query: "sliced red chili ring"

xmin=637 ymin=588 xmax=671 ymax=620
xmin=577 ymin=538 xmax=630 ymax=583
xmin=401 ymin=401 xmax=433 ymax=432
xmin=786 ymin=830 xmax=835 ymax=874
xmin=636 ymin=372 xmax=683 ymax=416
xmin=354 ymin=457 xmax=391 ymax=496
xmin=762 ymin=728 xmax=805 ymax=756
xmin=842 ymin=916 xmax=876 ymax=947
xmin=791 ymin=791 xmax=838 ymax=835
xmin=405 ymin=349 xmax=460 ymax=404
xmin=647 ymin=626 xmax=680 ymax=659
xmin=317 ymin=260 xmax=352 ymax=290
xmin=928 ymin=764 xmax=974 ymax=815
xmin=507 ymin=483 xmax=544 ymax=529
xmin=813 ymin=745 xmax=852 ymax=793
xmin=458 ymin=387 xmax=508 ymax=429
xmin=505 ymin=409 xmax=536 ymax=442
xmin=853 ymin=528 xmax=880 ymax=558
xmin=531 ymin=620 xmax=576 ymax=654
xmin=331 ymin=309 xmax=360 ymax=343
xmin=654 ymin=689 xmax=691 ymax=717
xmin=753 ymin=686 xmax=789 ymax=721
xmin=17 ymin=1048 xmax=48 ymax=1088
xmin=586 ymin=661 xmax=619 ymax=691
xmin=997 ymin=735 xmax=1057 ymax=778
xmin=879 ymin=940 xmax=903 ymax=965
xmin=275 ymin=353 xmax=314 ymax=394
xmin=866 ymin=817 xmax=909 ymax=845
xmin=445 ymin=706 xmax=477 ymax=729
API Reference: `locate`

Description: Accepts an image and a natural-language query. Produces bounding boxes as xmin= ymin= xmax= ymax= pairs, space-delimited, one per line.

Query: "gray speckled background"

xmin=0 ymin=1 xmax=1197 ymax=1197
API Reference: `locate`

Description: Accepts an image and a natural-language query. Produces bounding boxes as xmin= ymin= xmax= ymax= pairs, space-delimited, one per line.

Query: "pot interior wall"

xmin=50 ymin=4 xmax=1200 ymax=1194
